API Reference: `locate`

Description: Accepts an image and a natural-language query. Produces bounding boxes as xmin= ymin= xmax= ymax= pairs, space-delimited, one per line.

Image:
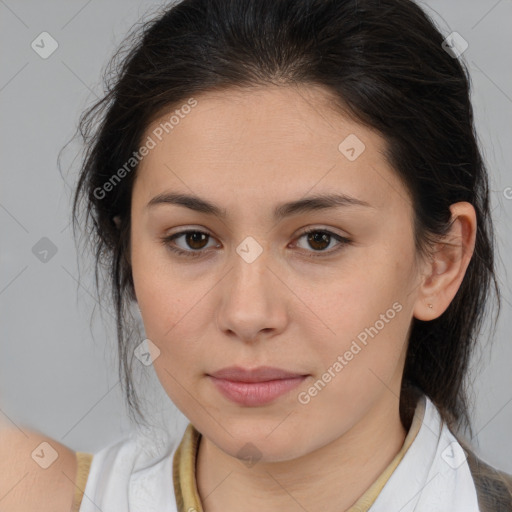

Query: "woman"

xmin=2 ymin=0 xmax=511 ymax=510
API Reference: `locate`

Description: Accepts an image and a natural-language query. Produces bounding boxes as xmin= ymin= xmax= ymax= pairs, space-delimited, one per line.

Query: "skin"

xmin=129 ymin=84 xmax=476 ymax=512
xmin=0 ymin=424 xmax=77 ymax=511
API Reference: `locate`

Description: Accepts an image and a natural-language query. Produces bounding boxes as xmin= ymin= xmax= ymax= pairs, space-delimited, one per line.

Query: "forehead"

xmin=133 ymin=85 xmax=409 ymax=215
xmin=143 ymin=84 xmax=375 ymax=155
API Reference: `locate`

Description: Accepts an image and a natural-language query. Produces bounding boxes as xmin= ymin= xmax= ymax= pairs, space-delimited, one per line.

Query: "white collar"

xmin=369 ymin=394 xmax=479 ymax=511
xmin=79 ymin=394 xmax=480 ymax=511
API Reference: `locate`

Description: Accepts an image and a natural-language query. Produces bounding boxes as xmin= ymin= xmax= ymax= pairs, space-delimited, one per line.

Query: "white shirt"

xmin=78 ymin=394 xmax=480 ymax=512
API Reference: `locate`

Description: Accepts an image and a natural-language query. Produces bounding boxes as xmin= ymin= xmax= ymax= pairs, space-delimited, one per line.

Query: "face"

xmin=130 ymin=85 xmax=424 ymax=462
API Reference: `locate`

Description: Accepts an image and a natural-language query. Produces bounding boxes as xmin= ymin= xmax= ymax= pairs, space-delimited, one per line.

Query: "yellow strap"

xmin=173 ymin=424 xmax=204 ymax=512
xmin=71 ymin=452 xmax=93 ymax=512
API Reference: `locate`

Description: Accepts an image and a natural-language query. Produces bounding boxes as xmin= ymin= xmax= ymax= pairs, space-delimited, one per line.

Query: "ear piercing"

xmin=427 ymin=303 xmax=433 ymax=309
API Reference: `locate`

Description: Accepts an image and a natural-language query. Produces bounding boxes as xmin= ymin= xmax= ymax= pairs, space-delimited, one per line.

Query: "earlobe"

xmin=412 ymin=202 xmax=477 ymax=321
xmin=113 ymin=214 xmax=121 ymax=228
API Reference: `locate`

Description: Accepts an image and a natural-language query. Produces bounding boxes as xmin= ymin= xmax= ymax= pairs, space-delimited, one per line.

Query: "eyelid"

xmin=294 ymin=225 xmax=350 ymax=240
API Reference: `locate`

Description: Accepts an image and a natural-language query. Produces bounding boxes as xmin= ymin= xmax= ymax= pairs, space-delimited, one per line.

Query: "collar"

xmin=172 ymin=396 xmax=425 ymax=512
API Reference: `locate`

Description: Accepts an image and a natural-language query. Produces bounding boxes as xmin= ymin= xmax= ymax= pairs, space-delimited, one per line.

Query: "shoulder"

xmin=0 ymin=425 xmax=77 ymax=511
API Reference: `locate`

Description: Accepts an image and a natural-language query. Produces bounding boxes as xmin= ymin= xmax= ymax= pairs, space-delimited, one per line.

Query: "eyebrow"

xmin=146 ymin=192 xmax=374 ymax=220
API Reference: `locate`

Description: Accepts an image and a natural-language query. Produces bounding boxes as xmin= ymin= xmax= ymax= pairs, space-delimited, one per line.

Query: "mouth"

xmin=207 ymin=366 xmax=309 ymax=406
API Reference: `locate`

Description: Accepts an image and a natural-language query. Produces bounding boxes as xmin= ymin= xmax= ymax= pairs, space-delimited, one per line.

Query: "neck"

xmin=196 ymin=393 xmax=409 ymax=512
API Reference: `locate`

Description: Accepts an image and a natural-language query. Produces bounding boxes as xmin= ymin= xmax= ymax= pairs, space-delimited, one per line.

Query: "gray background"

xmin=1 ymin=0 xmax=511 ymax=472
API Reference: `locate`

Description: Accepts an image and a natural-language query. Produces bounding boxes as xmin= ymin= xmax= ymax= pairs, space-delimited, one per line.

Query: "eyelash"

xmin=159 ymin=228 xmax=351 ymax=260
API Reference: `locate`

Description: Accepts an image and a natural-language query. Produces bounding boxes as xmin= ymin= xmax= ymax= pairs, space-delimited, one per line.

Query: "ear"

xmin=413 ymin=202 xmax=477 ymax=321
xmin=113 ymin=214 xmax=122 ymax=228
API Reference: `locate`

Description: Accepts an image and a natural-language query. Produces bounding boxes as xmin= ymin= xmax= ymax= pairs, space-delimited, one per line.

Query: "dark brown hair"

xmin=70 ymin=0 xmax=501 ymax=440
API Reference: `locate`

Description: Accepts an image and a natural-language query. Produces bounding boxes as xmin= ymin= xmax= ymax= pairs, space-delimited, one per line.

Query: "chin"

xmin=203 ymin=419 xmax=313 ymax=464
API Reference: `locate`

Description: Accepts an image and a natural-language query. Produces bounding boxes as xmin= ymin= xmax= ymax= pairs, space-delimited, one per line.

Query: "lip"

xmin=207 ymin=366 xmax=309 ymax=406
xmin=209 ymin=366 xmax=306 ymax=382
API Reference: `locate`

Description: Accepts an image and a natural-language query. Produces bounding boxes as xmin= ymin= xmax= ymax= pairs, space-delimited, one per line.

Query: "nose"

xmin=215 ymin=244 xmax=288 ymax=343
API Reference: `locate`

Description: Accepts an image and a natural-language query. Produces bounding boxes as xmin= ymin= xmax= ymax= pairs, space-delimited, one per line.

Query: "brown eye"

xmin=160 ymin=230 xmax=218 ymax=259
xmin=160 ymin=228 xmax=350 ymax=260
xmin=294 ymin=229 xmax=350 ymax=257
xmin=183 ymin=231 xmax=209 ymax=250
xmin=306 ymin=231 xmax=331 ymax=251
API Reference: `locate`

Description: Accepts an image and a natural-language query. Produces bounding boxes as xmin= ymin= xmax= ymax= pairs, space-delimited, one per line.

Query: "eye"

xmin=159 ymin=228 xmax=351 ymax=259
xmin=160 ymin=230 xmax=218 ymax=258
xmin=293 ymin=228 xmax=351 ymax=258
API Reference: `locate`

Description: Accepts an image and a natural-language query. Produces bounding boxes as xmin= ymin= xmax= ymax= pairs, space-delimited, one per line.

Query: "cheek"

xmin=297 ymin=295 xmax=408 ymax=430
xmin=134 ymin=273 xmax=203 ymax=364
xmin=303 ymin=251 xmax=413 ymax=392
xmin=131 ymin=240 xmax=192 ymax=363
xmin=312 ymin=267 xmax=406 ymax=346
xmin=132 ymin=259 xmax=209 ymax=415
xmin=131 ymin=230 xmax=192 ymax=329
